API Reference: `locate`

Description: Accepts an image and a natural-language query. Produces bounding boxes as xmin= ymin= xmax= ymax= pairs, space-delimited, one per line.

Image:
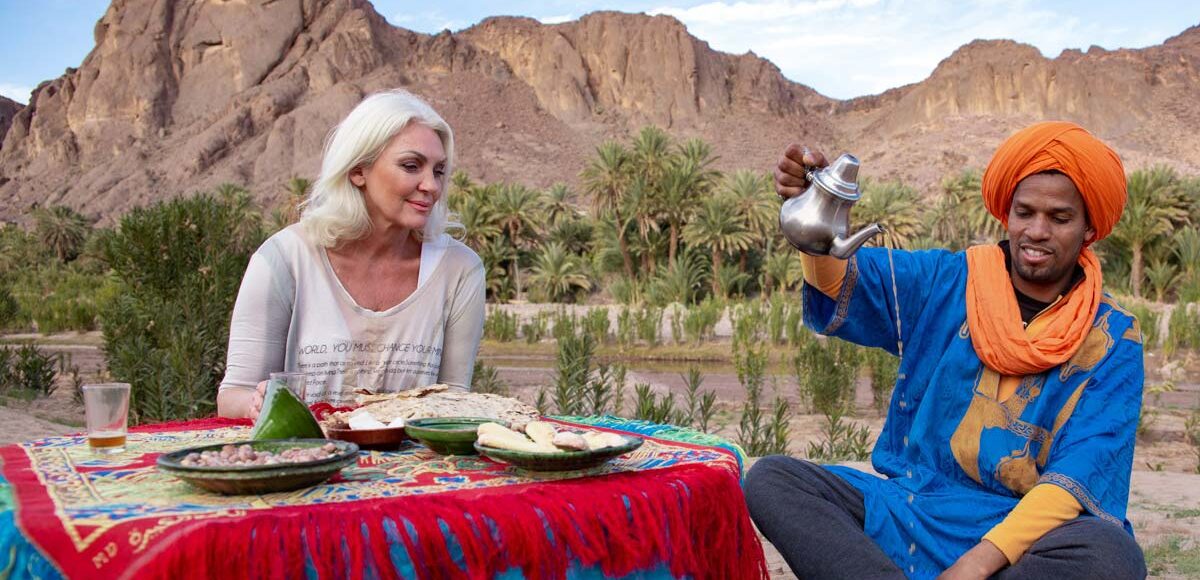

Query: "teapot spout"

xmin=830 ymin=223 xmax=884 ymax=259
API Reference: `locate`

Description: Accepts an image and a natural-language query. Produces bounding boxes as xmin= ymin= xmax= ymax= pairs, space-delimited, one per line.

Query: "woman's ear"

xmin=349 ymin=166 xmax=366 ymax=188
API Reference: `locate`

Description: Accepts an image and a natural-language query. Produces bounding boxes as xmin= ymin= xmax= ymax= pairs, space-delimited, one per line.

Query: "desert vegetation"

xmin=1 ymin=126 xmax=1198 ymax=468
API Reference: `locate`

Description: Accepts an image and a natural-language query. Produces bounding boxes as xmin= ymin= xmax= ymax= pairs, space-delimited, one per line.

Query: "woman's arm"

xmin=437 ymin=261 xmax=486 ymax=390
xmin=217 ymin=245 xmax=295 ymax=418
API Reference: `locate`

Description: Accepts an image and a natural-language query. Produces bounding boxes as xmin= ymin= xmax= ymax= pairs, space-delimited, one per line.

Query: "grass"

xmin=480 ymin=339 xmax=807 ymax=366
xmin=1144 ymin=535 xmax=1200 ymax=577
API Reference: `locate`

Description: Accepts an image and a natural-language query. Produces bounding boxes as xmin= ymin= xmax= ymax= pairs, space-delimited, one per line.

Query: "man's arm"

xmin=939 ymin=484 xmax=1083 ymax=579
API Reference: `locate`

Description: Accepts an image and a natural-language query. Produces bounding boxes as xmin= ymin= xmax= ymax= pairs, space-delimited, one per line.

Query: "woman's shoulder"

xmin=432 ymin=234 xmax=483 ymax=271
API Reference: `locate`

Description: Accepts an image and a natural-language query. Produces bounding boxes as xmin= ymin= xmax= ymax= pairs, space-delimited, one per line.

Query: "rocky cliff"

xmin=0 ymin=1 xmax=1197 ymax=220
xmin=0 ymin=96 xmax=22 ymax=152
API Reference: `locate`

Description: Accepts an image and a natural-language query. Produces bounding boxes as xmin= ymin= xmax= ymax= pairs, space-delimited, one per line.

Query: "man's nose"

xmin=1026 ymin=216 xmax=1051 ymax=240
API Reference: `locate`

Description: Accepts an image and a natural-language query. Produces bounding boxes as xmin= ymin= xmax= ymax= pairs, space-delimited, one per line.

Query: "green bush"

xmin=99 ymin=189 xmax=266 ymax=423
xmin=1166 ymin=303 xmax=1200 ymax=354
xmin=1125 ymin=303 xmax=1160 ymax=349
xmin=9 ymin=266 xmax=113 ymax=332
xmin=863 ymin=347 xmax=899 ymax=414
xmin=0 ymin=286 xmax=18 ymax=329
xmin=0 ymin=343 xmax=61 ymax=397
xmin=484 ymin=309 xmax=518 ymax=342
xmin=581 ymin=307 xmax=610 ymax=344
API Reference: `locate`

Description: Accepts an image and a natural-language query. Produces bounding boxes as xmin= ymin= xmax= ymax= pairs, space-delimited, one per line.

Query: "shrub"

xmin=9 ymin=266 xmax=113 ymax=332
xmin=471 ymin=359 xmax=507 ymax=395
xmin=0 ymin=343 xmax=61 ymax=397
xmin=484 ymin=309 xmax=518 ymax=342
xmin=553 ymin=332 xmax=595 ymax=416
xmin=99 ymin=189 xmax=266 ymax=423
xmin=0 ymin=286 xmax=18 ymax=329
xmin=863 ymin=347 xmax=899 ymax=414
xmin=581 ymin=307 xmax=610 ymax=344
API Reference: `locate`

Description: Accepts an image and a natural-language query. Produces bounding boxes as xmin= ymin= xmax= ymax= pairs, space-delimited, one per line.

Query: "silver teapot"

xmin=779 ymin=153 xmax=882 ymax=258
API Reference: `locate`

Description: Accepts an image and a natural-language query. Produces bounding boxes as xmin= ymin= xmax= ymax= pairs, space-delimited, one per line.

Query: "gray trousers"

xmin=744 ymin=456 xmax=1146 ymax=579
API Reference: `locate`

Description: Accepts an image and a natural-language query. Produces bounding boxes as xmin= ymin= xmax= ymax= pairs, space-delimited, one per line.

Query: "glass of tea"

xmin=269 ymin=371 xmax=308 ymax=403
xmin=82 ymin=383 xmax=131 ymax=454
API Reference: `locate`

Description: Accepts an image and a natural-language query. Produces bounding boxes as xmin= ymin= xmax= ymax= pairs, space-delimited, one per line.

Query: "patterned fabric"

xmin=803 ymin=247 xmax=1143 ymax=579
xmin=0 ymin=416 xmax=754 ymax=579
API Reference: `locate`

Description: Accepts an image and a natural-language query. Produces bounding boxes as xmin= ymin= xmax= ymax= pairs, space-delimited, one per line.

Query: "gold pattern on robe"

xmin=1037 ymin=381 xmax=1087 ymax=468
xmin=996 ymin=442 xmax=1040 ymax=494
xmin=1059 ymin=312 xmax=1113 ymax=382
xmin=950 ymin=369 xmax=1044 ymax=490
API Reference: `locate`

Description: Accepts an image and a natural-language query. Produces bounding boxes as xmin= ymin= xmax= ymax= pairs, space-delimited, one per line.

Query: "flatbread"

xmin=325 ymin=384 xmax=538 ymax=429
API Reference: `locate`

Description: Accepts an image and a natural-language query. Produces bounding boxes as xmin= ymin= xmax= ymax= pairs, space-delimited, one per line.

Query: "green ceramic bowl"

xmin=156 ymin=439 xmax=359 ymax=495
xmin=475 ymin=435 xmax=644 ymax=472
xmin=404 ymin=417 xmax=496 ymax=455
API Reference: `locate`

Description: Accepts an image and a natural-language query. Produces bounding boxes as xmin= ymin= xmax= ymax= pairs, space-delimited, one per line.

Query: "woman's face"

xmin=350 ymin=123 xmax=446 ymax=233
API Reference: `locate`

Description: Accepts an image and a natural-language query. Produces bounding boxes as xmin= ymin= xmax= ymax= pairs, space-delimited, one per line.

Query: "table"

xmin=0 ymin=415 xmax=767 ymax=579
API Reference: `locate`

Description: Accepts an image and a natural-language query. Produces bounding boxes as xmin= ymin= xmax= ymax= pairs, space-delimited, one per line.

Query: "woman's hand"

xmin=774 ymin=144 xmax=829 ymax=199
xmin=936 ymin=541 xmax=1008 ymax=580
xmin=247 ymin=380 xmax=269 ymax=421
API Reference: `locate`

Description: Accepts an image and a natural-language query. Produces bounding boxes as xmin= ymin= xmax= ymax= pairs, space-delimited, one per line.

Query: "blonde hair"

xmin=301 ymin=90 xmax=456 ymax=247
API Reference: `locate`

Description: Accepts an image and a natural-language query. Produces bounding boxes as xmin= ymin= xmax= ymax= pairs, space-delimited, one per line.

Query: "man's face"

xmin=1006 ymin=172 xmax=1096 ymax=300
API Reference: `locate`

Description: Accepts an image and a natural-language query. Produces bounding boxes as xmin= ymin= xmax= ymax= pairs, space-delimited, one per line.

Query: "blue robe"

xmin=802 ymin=247 xmax=1144 ymax=578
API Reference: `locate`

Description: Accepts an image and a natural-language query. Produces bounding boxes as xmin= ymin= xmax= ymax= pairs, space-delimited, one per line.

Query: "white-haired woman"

xmin=217 ymin=90 xmax=485 ymax=419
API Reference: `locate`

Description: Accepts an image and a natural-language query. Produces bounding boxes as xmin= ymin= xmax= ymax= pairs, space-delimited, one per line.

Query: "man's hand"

xmin=774 ymin=144 xmax=828 ymax=199
xmin=936 ymin=540 xmax=1009 ymax=580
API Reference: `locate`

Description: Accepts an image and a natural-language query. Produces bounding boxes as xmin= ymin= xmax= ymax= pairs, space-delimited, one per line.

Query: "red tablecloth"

xmin=0 ymin=416 xmax=767 ymax=579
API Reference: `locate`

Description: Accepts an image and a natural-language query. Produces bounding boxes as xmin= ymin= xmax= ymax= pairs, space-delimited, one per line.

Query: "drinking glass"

xmin=82 ymin=383 xmax=131 ymax=454
xmin=270 ymin=371 xmax=309 ymax=402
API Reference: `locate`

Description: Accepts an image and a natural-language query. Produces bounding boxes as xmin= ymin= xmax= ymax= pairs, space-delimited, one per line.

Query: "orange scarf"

xmin=964 ymin=245 xmax=1102 ymax=376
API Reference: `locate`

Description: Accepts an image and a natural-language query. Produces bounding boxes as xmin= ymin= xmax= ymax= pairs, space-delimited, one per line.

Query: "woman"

xmin=217 ymin=90 xmax=486 ymax=419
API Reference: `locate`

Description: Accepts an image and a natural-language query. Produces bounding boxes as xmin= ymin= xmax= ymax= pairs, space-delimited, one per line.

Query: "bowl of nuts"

xmin=156 ymin=439 xmax=359 ymax=495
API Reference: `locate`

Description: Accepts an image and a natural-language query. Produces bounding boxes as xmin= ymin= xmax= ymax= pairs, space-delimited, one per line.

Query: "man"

xmin=746 ymin=122 xmax=1147 ymax=579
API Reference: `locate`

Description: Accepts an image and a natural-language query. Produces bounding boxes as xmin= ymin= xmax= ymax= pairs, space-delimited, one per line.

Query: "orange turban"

xmin=981 ymin=121 xmax=1126 ymax=242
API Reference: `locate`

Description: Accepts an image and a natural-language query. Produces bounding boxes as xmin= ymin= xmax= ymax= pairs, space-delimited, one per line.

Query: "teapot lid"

xmin=812 ymin=153 xmax=861 ymax=200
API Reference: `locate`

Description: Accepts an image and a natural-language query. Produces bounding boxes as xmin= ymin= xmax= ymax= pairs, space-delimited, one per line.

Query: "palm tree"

xmin=542 ymin=183 xmax=577 ymax=227
xmin=1144 ymin=257 xmax=1179 ymax=303
xmin=683 ymin=195 xmax=754 ymax=296
xmin=854 ymin=179 xmax=923 ymax=248
xmin=581 ymin=141 xmax=636 ymax=279
xmin=657 ymin=160 xmax=705 ymax=263
xmin=456 ymin=195 xmax=501 ymax=251
xmin=649 ymin=248 xmax=709 ymax=305
xmin=31 ymin=205 xmax=92 ymax=263
xmin=761 ymin=251 xmax=804 ymax=296
xmin=492 ymin=184 xmax=544 ymax=299
xmin=1110 ymin=167 xmax=1191 ymax=298
xmin=721 ymin=170 xmax=777 ymax=272
xmin=631 ymin=126 xmax=673 ymax=186
xmin=528 ymin=243 xmax=592 ymax=303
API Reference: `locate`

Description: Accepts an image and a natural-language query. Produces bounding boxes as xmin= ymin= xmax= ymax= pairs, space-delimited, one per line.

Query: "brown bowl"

xmin=324 ymin=425 xmax=411 ymax=451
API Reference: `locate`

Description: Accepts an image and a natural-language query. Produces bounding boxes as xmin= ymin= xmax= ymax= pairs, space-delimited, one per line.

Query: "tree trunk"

xmin=615 ymin=209 xmax=636 ymax=280
xmin=668 ymin=224 xmax=679 ymax=265
xmin=1131 ymin=243 xmax=1143 ymax=298
xmin=711 ymin=249 xmax=723 ymax=297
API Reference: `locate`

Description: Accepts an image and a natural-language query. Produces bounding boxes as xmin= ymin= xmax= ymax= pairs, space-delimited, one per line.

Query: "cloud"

xmin=0 ymin=83 xmax=33 ymax=105
xmin=538 ymin=14 xmax=576 ymax=24
xmin=644 ymin=0 xmax=1135 ymax=99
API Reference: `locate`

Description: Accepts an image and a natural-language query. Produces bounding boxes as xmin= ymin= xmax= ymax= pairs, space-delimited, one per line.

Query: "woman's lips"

xmin=407 ymin=200 xmax=432 ymax=213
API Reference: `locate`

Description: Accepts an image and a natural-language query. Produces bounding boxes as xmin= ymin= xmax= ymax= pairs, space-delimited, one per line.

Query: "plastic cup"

xmin=82 ymin=383 xmax=131 ymax=454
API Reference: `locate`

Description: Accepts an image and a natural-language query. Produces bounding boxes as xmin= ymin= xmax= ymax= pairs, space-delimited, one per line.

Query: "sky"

xmin=2 ymin=0 xmax=1198 ymax=104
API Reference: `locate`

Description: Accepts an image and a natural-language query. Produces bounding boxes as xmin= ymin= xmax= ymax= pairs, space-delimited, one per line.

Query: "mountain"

xmin=0 ymin=96 xmax=22 ymax=152
xmin=0 ymin=0 xmax=1197 ymax=222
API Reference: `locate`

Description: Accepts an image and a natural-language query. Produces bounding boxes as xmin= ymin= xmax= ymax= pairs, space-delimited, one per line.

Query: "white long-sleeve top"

xmin=219 ymin=224 xmax=486 ymax=406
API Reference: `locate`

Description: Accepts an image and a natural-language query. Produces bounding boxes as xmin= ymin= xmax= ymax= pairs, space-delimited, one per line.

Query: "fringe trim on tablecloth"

xmin=129 ymin=461 xmax=767 ymax=580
